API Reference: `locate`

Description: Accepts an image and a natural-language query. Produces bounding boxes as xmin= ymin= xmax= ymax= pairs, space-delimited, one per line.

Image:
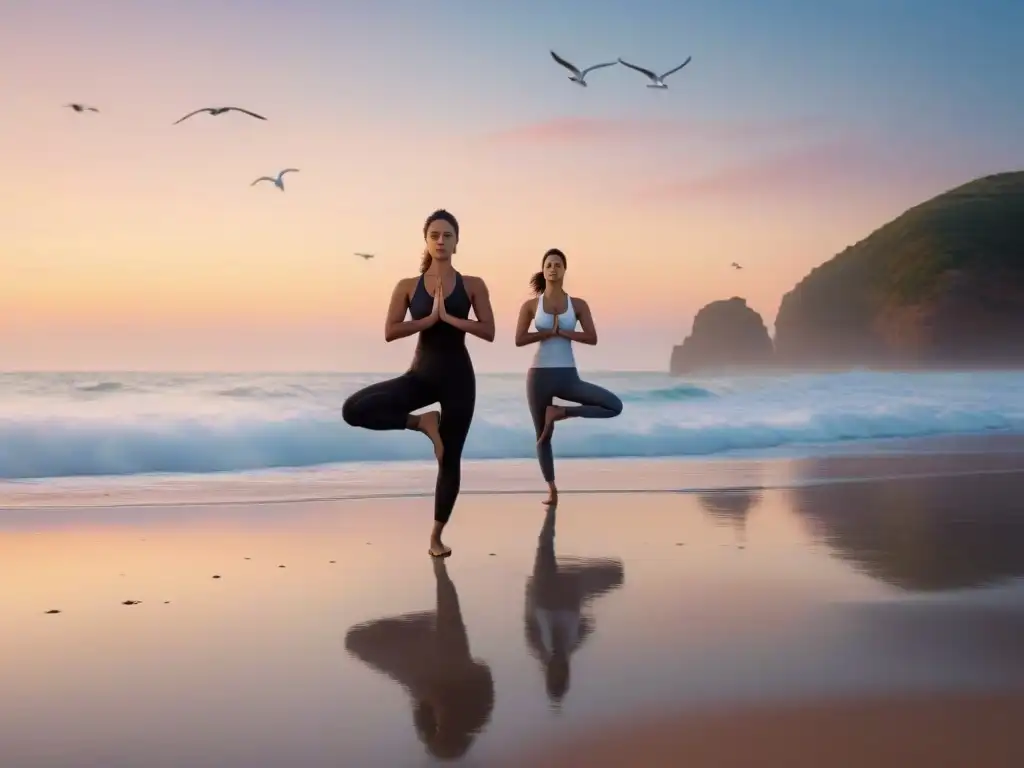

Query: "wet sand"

xmin=511 ymin=692 xmax=1024 ymax=767
xmin=4 ymin=446 xmax=1024 ymax=766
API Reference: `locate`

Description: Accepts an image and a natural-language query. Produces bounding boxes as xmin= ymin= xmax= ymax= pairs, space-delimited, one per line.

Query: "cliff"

xmin=774 ymin=171 xmax=1024 ymax=368
xmin=670 ymin=297 xmax=773 ymax=374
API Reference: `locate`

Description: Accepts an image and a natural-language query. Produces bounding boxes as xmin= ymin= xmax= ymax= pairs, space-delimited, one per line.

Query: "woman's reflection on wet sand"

xmin=697 ymin=489 xmax=763 ymax=549
xmin=524 ymin=502 xmax=625 ymax=709
xmin=344 ymin=558 xmax=494 ymax=761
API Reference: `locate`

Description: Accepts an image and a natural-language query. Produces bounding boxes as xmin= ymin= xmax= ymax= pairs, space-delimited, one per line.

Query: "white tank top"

xmin=532 ymin=295 xmax=577 ymax=368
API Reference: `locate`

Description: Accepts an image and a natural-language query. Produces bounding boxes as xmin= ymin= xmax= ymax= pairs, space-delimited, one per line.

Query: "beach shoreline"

xmin=4 ymin=448 xmax=1024 ymax=766
xmin=4 ymin=431 xmax=1024 ymax=511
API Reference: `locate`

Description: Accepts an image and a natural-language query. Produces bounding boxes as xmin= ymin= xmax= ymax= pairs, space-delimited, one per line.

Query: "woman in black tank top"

xmin=342 ymin=209 xmax=495 ymax=558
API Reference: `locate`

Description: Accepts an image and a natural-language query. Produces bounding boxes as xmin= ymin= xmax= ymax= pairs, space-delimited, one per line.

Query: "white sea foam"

xmin=1 ymin=370 xmax=1022 ymax=480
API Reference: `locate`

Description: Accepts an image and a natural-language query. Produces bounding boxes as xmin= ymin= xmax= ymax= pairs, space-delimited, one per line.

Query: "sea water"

xmin=1 ymin=370 xmax=1023 ymax=481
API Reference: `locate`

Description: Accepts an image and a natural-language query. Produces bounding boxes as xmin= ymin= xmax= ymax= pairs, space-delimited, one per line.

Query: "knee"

xmin=440 ymin=446 xmax=464 ymax=471
xmin=341 ymin=396 xmax=362 ymax=427
xmin=439 ymin=436 xmax=467 ymax=473
xmin=609 ymin=395 xmax=623 ymax=416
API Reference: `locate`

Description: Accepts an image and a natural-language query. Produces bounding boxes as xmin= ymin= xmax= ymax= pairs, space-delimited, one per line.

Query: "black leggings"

xmin=342 ymin=367 xmax=475 ymax=524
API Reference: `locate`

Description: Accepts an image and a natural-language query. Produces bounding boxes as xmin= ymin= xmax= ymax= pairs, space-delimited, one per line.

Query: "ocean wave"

xmin=215 ymin=385 xmax=305 ymax=399
xmin=623 ymin=384 xmax=714 ymax=401
xmin=0 ymin=404 xmax=1021 ymax=479
xmin=3 ymin=370 xmax=1024 ymax=480
xmin=74 ymin=381 xmax=128 ymax=393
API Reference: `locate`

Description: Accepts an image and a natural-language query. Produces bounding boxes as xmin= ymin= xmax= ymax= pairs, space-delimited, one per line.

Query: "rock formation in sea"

xmin=669 ymin=297 xmax=773 ymax=374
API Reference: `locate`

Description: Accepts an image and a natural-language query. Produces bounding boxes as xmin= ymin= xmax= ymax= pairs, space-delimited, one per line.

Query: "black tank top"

xmin=409 ymin=271 xmax=473 ymax=373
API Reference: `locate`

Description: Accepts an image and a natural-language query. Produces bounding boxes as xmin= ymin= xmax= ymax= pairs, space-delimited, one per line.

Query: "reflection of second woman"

xmin=515 ymin=249 xmax=623 ymax=504
xmin=344 ymin=558 xmax=494 ymax=761
xmin=524 ymin=503 xmax=625 ymax=707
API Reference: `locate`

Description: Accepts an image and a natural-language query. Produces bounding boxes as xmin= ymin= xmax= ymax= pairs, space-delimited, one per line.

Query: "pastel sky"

xmin=3 ymin=0 xmax=1022 ymax=372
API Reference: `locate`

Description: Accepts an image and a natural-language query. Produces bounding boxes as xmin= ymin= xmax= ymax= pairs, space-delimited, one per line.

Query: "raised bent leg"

xmin=559 ymin=374 xmax=623 ymax=419
xmin=342 ymin=372 xmax=436 ymax=430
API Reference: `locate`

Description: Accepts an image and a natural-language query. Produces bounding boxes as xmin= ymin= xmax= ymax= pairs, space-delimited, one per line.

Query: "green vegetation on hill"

xmin=774 ymin=171 xmax=1024 ymax=365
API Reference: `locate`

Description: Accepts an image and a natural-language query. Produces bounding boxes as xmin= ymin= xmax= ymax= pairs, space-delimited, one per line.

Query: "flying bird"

xmin=65 ymin=103 xmax=99 ymax=113
xmin=355 ymin=252 xmax=375 ymax=260
xmin=250 ymin=168 xmax=299 ymax=191
xmin=617 ymin=56 xmax=692 ymax=88
xmin=549 ymin=50 xmax=617 ymax=86
xmin=731 ymin=262 xmax=742 ymax=270
xmin=173 ymin=107 xmax=267 ymax=125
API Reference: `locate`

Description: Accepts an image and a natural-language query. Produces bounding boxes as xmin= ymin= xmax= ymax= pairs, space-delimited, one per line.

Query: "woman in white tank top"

xmin=514 ymin=249 xmax=623 ymax=504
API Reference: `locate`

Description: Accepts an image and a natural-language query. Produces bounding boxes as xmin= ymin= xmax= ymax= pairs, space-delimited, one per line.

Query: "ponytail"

xmin=420 ymin=252 xmax=432 ymax=273
xmin=529 ymin=271 xmax=545 ymax=295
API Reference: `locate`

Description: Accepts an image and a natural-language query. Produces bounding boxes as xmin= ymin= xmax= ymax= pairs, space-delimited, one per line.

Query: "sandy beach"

xmin=4 ymin=445 xmax=1024 ymax=766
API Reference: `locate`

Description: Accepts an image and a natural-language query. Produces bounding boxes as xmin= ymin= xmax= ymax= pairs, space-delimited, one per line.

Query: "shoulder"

xmin=392 ymin=276 xmax=419 ymax=295
xmin=461 ymin=274 xmax=490 ymax=294
xmin=571 ymin=296 xmax=590 ymax=312
xmin=519 ymin=297 xmax=538 ymax=314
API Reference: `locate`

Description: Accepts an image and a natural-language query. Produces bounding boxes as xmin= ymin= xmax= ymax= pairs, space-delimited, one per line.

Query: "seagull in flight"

xmin=617 ymin=56 xmax=692 ymax=88
xmin=173 ymin=107 xmax=267 ymax=125
xmin=549 ymin=50 xmax=617 ymax=86
xmin=250 ymin=168 xmax=299 ymax=191
xmin=731 ymin=262 xmax=742 ymax=270
xmin=65 ymin=103 xmax=99 ymax=113
xmin=354 ymin=252 xmax=375 ymax=260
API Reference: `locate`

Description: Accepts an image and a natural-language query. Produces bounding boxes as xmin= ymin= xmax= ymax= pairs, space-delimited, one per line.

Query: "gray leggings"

xmin=527 ymin=366 xmax=623 ymax=482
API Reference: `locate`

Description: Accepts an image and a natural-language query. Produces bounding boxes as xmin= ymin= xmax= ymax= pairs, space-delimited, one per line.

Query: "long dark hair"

xmin=421 ymin=209 xmax=460 ymax=273
xmin=530 ymin=248 xmax=567 ymax=295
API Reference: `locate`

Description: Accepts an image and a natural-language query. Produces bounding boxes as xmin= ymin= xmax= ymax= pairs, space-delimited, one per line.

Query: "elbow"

xmin=514 ymin=335 xmax=527 ymax=347
xmin=585 ymin=333 xmax=598 ymax=345
xmin=383 ymin=326 xmax=396 ymax=343
xmin=483 ymin=328 xmax=496 ymax=343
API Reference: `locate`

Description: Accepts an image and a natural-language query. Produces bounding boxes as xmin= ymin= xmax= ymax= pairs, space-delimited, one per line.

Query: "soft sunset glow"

xmin=4 ymin=0 xmax=1022 ymax=371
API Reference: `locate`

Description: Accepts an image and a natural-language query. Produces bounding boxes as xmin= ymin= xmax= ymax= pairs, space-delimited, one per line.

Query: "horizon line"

xmin=0 ymin=368 xmax=668 ymax=376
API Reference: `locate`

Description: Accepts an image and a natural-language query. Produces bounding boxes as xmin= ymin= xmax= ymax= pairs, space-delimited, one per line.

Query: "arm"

xmin=558 ymin=298 xmax=598 ymax=345
xmin=514 ymin=299 xmax=552 ymax=346
xmin=444 ymin=276 xmax=495 ymax=342
xmin=383 ymin=279 xmax=436 ymax=342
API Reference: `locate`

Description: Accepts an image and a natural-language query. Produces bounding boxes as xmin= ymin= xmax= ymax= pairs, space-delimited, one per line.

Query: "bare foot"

xmin=537 ymin=405 xmax=567 ymax=444
xmin=429 ymin=539 xmax=452 ymax=558
xmin=542 ymin=482 xmax=558 ymax=505
xmin=416 ymin=411 xmax=444 ymax=462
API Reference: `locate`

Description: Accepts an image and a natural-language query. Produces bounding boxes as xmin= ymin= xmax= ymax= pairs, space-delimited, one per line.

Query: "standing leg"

xmin=341 ymin=372 xmax=444 ymax=460
xmin=539 ymin=369 xmax=623 ymax=443
xmin=527 ymin=368 xmax=559 ymax=503
xmin=429 ymin=370 xmax=476 ymax=557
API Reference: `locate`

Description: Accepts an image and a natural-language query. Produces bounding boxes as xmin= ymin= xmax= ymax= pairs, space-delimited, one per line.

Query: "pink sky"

xmin=2 ymin=1 xmax=1015 ymax=372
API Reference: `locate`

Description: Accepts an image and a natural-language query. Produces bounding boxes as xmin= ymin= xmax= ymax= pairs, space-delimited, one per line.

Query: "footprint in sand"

xmin=121 ymin=600 xmax=141 ymax=606
xmin=44 ymin=609 xmax=61 ymax=615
